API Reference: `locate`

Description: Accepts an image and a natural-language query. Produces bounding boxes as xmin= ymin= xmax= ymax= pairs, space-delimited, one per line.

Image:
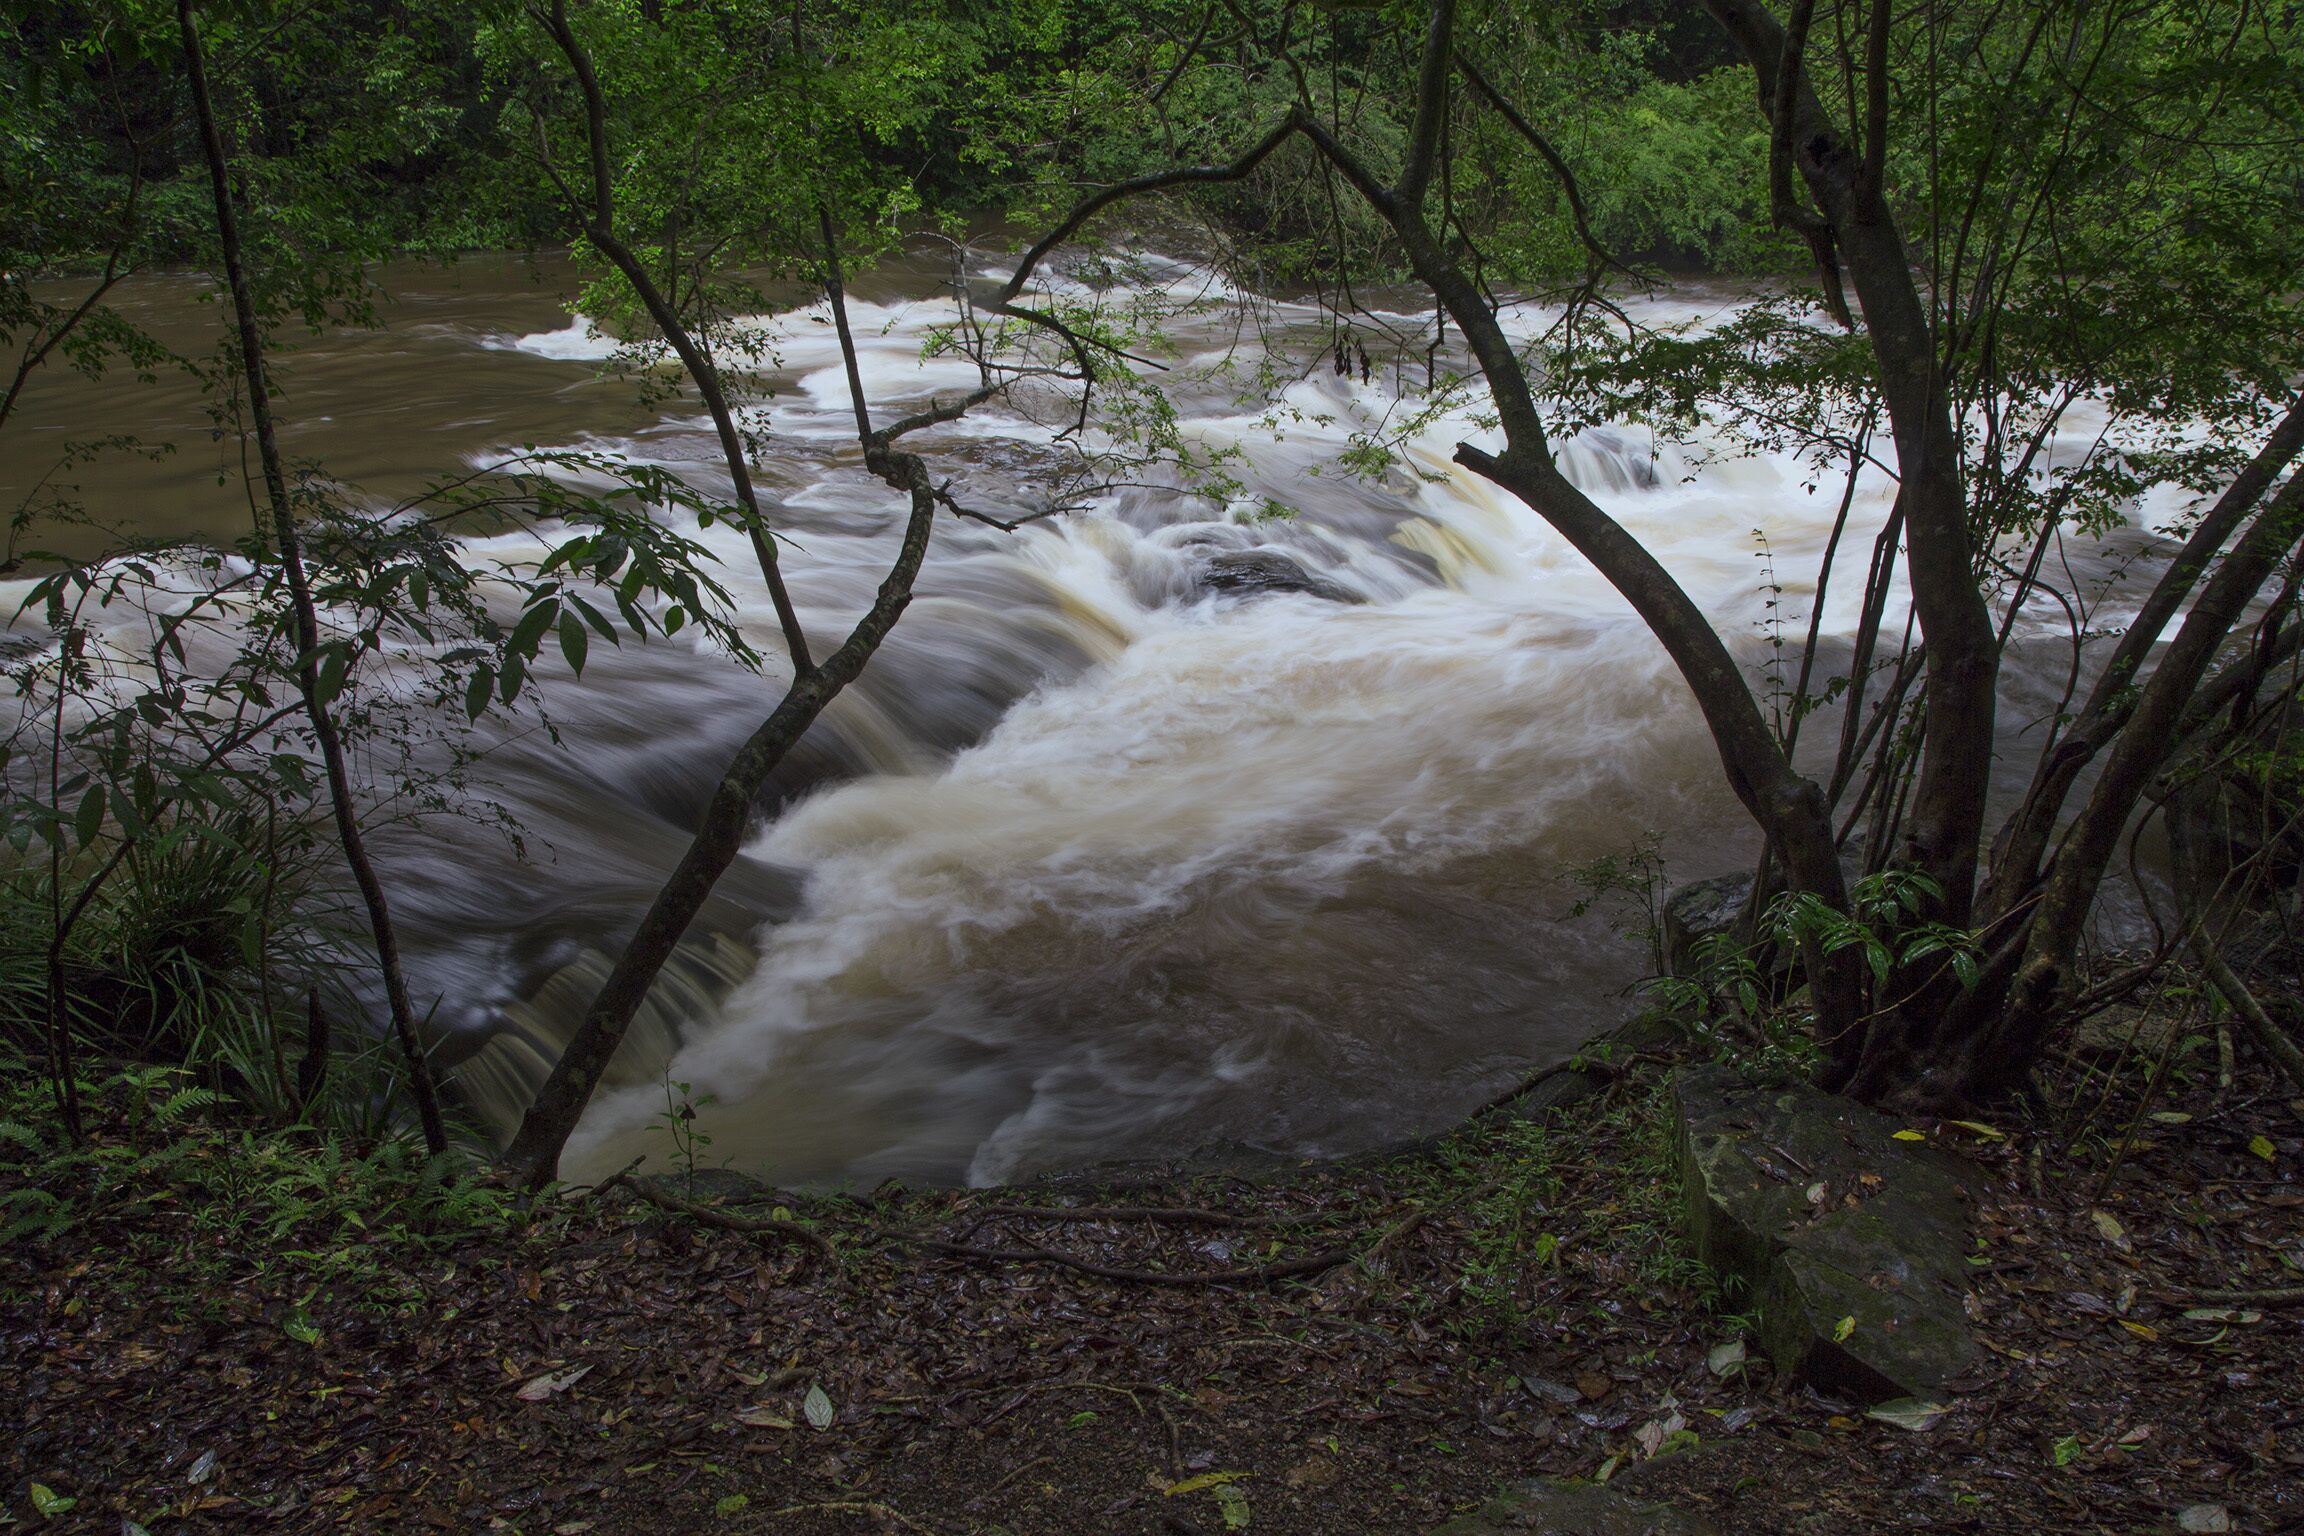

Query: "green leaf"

xmin=509 ymin=600 xmax=557 ymax=659
xmin=465 ymin=665 xmax=495 ymax=721
xmin=27 ymin=1483 xmax=75 ymax=1516
xmin=313 ymin=643 xmax=350 ymax=707
xmin=558 ymin=610 xmax=589 ymax=676
xmin=73 ymin=784 xmax=104 ymax=848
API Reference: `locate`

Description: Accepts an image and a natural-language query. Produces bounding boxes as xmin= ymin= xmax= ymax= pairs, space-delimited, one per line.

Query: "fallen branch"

xmin=965 ymin=1203 xmax=1320 ymax=1229
xmin=890 ymin=1233 xmax=1357 ymax=1287
xmin=568 ymin=1155 xmax=646 ymax=1204
xmin=2182 ymin=1285 xmax=2304 ymax=1307
xmin=634 ymin=1181 xmax=838 ymax=1263
xmin=2190 ymin=942 xmax=2304 ymax=1095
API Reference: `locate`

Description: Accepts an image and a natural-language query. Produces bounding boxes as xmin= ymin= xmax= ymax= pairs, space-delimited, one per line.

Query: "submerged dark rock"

xmin=1673 ymin=1064 xmax=1980 ymax=1402
xmin=1197 ymin=548 xmax=1364 ymax=604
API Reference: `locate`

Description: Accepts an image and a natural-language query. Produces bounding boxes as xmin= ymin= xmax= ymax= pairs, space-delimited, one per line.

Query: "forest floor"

xmin=5 ymin=1030 xmax=2304 ymax=1536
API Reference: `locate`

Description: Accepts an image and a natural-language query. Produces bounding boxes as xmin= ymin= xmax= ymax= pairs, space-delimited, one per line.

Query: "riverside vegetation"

xmin=6 ymin=0 xmax=2304 ymax=1529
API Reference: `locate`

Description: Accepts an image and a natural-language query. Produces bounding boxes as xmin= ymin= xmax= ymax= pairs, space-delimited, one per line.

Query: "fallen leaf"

xmin=2149 ymin=1111 xmax=2192 ymax=1125
xmin=1866 ymin=1398 xmax=1950 ymax=1432
xmin=1832 ymin=1315 xmax=1857 ymax=1343
xmin=2178 ymin=1505 xmax=2232 ymax=1533
xmin=1706 ymin=1340 xmax=1747 ymax=1378
xmin=2089 ymin=1209 xmax=2131 ymax=1252
xmin=1165 ymin=1471 xmax=1251 ymax=1497
xmin=2118 ymin=1319 xmax=2160 ymax=1341
xmin=28 ymin=1484 xmax=75 ymax=1517
xmin=735 ymin=1407 xmax=795 ymax=1430
xmin=1575 ymin=1371 xmax=1613 ymax=1401
xmin=2182 ymin=1308 xmax=2261 ymax=1325
xmin=187 ymin=1449 xmax=217 ymax=1485
xmin=2248 ymin=1135 xmax=2277 ymax=1163
xmin=803 ymin=1383 xmax=834 ymax=1431
xmin=1891 ymin=1129 xmax=1928 ymax=1142
xmin=1945 ymin=1119 xmax=2006 ymax=1141
xmin=515 ymin=1365 xmax=592 ymax=1402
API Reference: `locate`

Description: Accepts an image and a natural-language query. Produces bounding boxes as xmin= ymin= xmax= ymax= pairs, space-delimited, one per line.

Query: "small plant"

xmin=659 ymin=1076 xmax=717 ymax=1182
xmin=1563 ymin=832 xmax=1671 ymax=973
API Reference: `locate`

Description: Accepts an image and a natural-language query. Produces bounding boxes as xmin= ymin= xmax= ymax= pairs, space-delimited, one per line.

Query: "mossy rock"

xmin=1674 ymin=1065 xmax=1980 ymax=1401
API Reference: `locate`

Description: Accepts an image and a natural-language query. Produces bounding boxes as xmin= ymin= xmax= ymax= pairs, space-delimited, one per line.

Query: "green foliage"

xmin=1562 ymin=831 xmax=1670 ymax=973
xmin=1646 ymin=872 xmax=1984 ymax=1078
xmin=0 ymin=1054 xmax=514 ymax=1281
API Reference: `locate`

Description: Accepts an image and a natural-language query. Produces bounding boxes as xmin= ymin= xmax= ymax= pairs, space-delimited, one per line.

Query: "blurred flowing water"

xmin=4 ymin=252 xmax=2174 ymax=1184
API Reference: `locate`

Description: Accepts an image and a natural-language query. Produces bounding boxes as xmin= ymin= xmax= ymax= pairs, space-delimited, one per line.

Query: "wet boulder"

xmin=1673 ymin=1064 xmax=1980 ymax=1402
xmin=1196 ymin=548 xmax=1363 ymax=604
xmin=1430 ymin=1478 xmax=1715 ymax=1536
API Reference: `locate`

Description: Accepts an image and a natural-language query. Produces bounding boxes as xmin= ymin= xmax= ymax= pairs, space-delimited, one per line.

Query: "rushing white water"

xmin=6 ymin=254 xmax=2173 ymax=1186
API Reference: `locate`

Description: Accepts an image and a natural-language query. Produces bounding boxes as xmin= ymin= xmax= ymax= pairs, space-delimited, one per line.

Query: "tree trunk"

xmin=180 ymin=0 xmax=447 ymax=1155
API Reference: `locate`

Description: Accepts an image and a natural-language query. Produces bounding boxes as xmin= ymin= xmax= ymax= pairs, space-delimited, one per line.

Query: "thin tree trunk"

xmin=1974 ymin=472 xmax=2304 ymax=1096
xmin=1982 ymin=389 xmax=2304 ymax=918
xmin=1697 ymin=0 xmax=2004 ymax=930
xmin=505 ymin=8 xmax=963 ymax=1186
xmin=179 ymin=0 xmax=447 ymax=1154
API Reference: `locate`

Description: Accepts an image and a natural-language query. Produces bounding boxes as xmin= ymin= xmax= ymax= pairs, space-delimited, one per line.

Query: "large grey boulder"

xmin=1430 ymin=1479 xmax=1714 ymax=1536
xmin=1673 ymin=1065 xmax=1980 ymax=1402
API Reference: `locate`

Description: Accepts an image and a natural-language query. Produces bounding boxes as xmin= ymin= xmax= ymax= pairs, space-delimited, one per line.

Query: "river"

xmin=3 ymin=249 xmax=2170 ymax=1185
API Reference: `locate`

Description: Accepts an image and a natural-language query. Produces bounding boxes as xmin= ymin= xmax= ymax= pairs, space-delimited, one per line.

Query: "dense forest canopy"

xmin=4 ymin=0 xmax=2303 ymax=1183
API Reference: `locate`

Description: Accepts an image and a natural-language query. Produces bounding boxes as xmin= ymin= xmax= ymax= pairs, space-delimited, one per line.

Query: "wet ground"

xmin=6 ymin=1025 xmax=2300 ymax=1535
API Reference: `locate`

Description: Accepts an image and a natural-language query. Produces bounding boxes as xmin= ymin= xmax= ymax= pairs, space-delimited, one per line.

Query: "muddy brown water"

xmin=3 ymin=251 xmax=2173 ymax=1185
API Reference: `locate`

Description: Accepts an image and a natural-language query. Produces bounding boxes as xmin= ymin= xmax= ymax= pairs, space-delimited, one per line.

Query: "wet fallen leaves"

xmin=4 ymin=1049 xmax=2300 ymax=1534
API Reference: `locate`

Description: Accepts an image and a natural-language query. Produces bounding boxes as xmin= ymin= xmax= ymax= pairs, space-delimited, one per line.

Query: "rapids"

xmin=3 ymin=252 xmax=2172 ymax=1185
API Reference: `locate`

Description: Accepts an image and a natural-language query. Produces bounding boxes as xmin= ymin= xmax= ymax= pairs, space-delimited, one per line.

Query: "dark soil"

xmin=6 ymin=1038 xmax=2303 ymax=1536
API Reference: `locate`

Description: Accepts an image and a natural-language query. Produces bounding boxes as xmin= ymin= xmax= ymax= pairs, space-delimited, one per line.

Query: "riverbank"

xmin=7 ymin=1026 xmax=2300 ymax=1535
